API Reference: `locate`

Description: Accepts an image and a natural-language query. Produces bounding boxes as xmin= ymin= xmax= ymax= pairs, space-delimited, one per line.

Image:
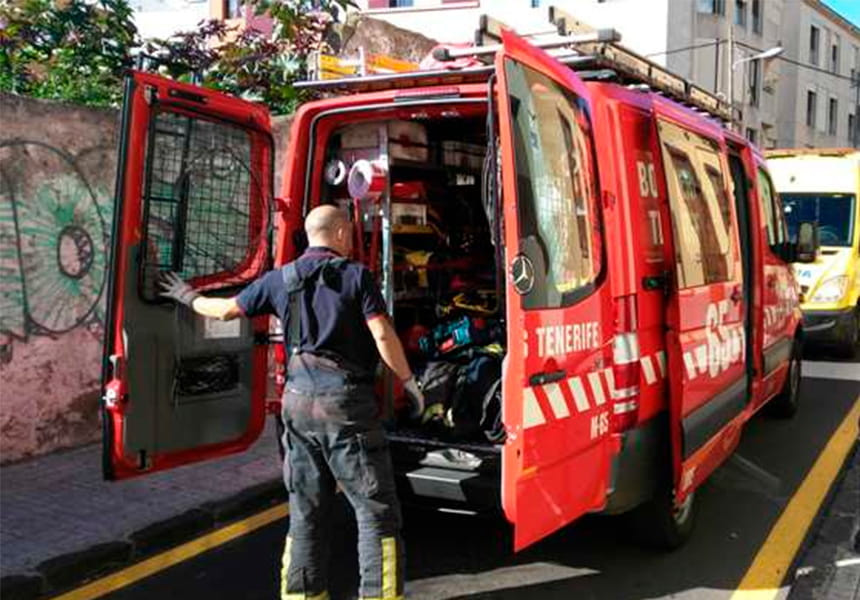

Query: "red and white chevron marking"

xmin=522 ymin=350 xmax=667 ymax=430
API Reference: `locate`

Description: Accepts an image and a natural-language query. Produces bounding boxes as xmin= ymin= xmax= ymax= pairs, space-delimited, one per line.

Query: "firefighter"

xmin=160 ymin=205 xmax=424 ymax=600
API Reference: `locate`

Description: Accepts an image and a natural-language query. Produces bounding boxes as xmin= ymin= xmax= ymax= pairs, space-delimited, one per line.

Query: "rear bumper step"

xmin=396 ymin=466 xmax=500 ymax=510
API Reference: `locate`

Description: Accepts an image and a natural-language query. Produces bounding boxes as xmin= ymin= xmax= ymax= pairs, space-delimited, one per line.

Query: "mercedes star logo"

xmin=511 ymin=254 xmax=535 ymax=295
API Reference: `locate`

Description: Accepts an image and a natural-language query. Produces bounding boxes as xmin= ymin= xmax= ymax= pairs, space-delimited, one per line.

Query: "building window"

xmin=807 ymin=90 xmax=817 ymax=128
xmin=746 ymin=127 xmax=757 ymax=144
xmin=368 ymin=0 xmax=413 ymax=6
xmin=848 ymin=113 xmax=855 ymax=144
xmin=854 ymin=46 xmax=860 ymax=81
xmin=749 ymin=58 xmax=760 ymax=107
xmin=828 ymin=98 xmax=838 ymax=135
xmin=810 ymin=25 xmax=820 ymax=65
xmin=831 ymin=39 xmax=840 ymax=73
xmin=751 ymin=0 xmax=762 ymax=34
xmin=225 ymin=0 xmax=241 ymax=18
xmin=734 ymin=0 xmax=747 ymax=26
xmin=697 ymin=0 xmax=725 ymax=14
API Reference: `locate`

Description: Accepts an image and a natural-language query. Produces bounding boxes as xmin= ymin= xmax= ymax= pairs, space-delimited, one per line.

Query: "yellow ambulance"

xmin=766 ymin=148 xmax=860 ymax=356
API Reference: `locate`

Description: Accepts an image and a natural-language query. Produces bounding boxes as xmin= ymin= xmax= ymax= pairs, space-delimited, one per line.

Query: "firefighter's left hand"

xmin=159 ymin=272 xmax=199 ymax=307
xmin=403 ymin=376 xmax=425 ymax=422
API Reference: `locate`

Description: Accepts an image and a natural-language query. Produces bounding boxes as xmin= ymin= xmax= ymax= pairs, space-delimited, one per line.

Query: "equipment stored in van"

xmin=100 ymin=8 xmax=817 ymax=553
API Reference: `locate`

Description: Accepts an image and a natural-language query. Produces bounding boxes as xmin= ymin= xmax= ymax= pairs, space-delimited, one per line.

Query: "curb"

xmin=789 ymin=439 xmax=860 ymax=599
xmin=0 ymin=479 xmax=286 ymax=599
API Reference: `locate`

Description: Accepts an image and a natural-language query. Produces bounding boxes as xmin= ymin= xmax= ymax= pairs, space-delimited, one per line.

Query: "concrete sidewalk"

xmin=0 ymin=420 xmax=283 ymax=599
xmin=790 ymin=442 xmax=860 ymax=600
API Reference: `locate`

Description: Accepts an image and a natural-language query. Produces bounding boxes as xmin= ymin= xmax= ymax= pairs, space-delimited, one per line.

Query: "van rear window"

xmin=504 ymin=60 xmax=602 ymax=309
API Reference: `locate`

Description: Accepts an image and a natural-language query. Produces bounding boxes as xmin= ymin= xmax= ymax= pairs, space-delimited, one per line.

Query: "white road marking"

xmin=802 ymin=361 xmax=860 ymax=381
xmin=835 ymin=557 xmax=860 ymax=568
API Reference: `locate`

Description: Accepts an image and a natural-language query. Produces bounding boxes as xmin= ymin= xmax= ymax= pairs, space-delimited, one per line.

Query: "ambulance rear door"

xmin=101 ymin=72 xmax=274 ymax=480
xmin=495 ymin=30 xmax=615 ymax=551
xmin=655 ymin=116 xmax=747 ymax=498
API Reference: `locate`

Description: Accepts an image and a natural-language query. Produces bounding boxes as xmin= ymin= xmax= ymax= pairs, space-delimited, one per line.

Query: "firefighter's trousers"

xmin=281 ymin=355 xmax=404 ymax=600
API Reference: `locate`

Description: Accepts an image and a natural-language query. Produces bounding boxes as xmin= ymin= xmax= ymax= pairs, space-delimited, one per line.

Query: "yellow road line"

xmin=731 ymin=396 xmax=860 ymax=600
xmin=51 ymin=503 xmax=289 ymax=600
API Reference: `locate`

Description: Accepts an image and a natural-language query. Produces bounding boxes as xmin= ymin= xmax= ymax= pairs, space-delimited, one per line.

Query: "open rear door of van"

xmin=101 ymin=72 xmax=274 ymax=480
xmin=496 ymin=30 xmax=615 ymax=551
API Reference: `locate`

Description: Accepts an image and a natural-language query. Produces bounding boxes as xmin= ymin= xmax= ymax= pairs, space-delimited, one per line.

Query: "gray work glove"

xmin=403 ymin=376 xmax=426 ymax=422
xmin=159 ymin=271 xmax=199 ymax=307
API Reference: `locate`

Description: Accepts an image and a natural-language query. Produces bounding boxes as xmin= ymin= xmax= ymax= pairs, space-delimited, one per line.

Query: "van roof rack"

xmin=296 ymin=6 xmax=737 ymax=124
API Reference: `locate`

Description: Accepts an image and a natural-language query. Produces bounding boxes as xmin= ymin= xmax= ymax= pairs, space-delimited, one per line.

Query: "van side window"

xmin=756 ymin=169 xmax=787 ymax=248
xmin=140 ymin=111 xmax=269 ymax=300
xmin=657 ymin=120 xmax=734 ymax=288
xmin=505 ymin=60 xmax=602 ymax=309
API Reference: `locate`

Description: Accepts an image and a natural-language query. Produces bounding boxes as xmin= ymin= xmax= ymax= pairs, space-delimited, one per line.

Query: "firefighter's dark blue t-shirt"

xmin=236 ymin=247 xmax=387 ymax=375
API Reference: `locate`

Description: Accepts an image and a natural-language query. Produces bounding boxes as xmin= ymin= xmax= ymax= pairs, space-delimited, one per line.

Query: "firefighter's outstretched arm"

xmin=159 ymin=272 xmax=242 ymax=321
xmin=366 ymin=315 xmax=425 ymax=418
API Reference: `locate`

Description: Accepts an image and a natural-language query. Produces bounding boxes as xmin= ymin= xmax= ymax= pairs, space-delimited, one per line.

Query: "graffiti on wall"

xmin=0 ymin=140 xmax=114 ymax=365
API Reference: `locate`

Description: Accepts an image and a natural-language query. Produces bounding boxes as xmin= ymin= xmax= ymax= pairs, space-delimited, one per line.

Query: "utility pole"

xmin=726 ymin=0 xmax=736 ymax=129
xmin=715 ymin=36 xmax=721 ymax=93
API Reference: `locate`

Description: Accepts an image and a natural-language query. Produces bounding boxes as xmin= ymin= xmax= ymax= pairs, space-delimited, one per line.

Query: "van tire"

xmin=630 ymin=482 xmax=696 ymax=551
xmin=835 ymin=306 xmax=859 ymax=358
xmin=768 ymin=339 xmax=802 ymax=419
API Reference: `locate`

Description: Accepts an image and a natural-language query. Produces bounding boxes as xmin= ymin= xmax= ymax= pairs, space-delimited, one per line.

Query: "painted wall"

xmin=0 ymin=93 xmax=293 ymax=464
xmin=0 ymin=95 xmax=118 ymax=463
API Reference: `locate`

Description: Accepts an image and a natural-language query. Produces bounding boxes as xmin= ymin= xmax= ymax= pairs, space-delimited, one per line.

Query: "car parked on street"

xmin=767 ymin=148 xmax=860 ymax=356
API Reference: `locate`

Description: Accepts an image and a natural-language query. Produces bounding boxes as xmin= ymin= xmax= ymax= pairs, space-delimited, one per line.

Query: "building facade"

xmin=357 ymin=0 xmax=859 ymax=149
xmin=130 ymin=0 xmax=209 ymax=39
xmin=776 ymin=0 xmax=859 ymax=148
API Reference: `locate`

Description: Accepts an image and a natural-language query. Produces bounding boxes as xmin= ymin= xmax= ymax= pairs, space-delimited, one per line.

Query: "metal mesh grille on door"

xmin=140 ymin=110 xmax=269 ymax=300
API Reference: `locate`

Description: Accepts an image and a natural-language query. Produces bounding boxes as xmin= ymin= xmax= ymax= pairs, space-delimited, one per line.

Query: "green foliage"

xmin=0 ymin=0 xmax=138 ymax=107
xmin=0 ymin=0 xmax=352 ymax=113
xmin=144 ymin=1 xmax=352 ymax=114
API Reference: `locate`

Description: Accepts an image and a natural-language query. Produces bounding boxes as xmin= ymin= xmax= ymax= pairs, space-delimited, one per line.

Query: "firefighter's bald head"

xmin=305 ymin=205 xmax=352 ymax=256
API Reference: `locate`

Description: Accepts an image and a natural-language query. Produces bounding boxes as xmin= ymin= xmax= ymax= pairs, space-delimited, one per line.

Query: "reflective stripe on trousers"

xmin=281 ymin=535 xmax=331 ymax=600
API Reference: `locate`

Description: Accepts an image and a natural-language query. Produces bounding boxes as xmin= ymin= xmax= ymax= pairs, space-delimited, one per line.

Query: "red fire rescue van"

xmin=100 ymin=13 xmax=819 ymax=552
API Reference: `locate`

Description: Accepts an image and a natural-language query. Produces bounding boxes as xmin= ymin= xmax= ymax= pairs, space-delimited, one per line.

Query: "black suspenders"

xmin=281 ymin=257 xmax=348 ymax=356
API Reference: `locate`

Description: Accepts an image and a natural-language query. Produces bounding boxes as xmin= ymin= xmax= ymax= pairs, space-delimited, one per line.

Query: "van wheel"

xmin=836 ymin=306 xmax=859 ymax=358
xmin=768 ymin=340 xmax=802 ymax=419
xmin=630 ymin=483 xmax=696 ymax=551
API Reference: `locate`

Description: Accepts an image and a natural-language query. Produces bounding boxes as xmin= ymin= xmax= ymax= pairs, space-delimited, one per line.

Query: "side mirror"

xmin=795 ymin=221 xmax=819 ymax=263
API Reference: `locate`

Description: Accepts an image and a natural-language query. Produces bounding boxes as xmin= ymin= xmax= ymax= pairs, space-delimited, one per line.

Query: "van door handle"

xmin=529 ymin=370 xmax=567 ymax=386
xmin=730 ymin=286 xmax=743 ymax=304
